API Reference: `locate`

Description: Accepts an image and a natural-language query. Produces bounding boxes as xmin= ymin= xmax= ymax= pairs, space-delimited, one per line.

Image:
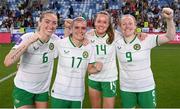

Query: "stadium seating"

xmin=0 ymin=0 xmax=179 ymax=32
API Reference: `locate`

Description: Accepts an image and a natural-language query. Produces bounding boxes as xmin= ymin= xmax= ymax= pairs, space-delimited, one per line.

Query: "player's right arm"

xmin=86 ymin=43 xmax=103 ymax=74
xmin=87 ymin=62 xmax=103 ymax=74
xmin=158 ymin=8 xmax=176 ymax=45
xmin=4 ymin=33 xmax=39 ymax=67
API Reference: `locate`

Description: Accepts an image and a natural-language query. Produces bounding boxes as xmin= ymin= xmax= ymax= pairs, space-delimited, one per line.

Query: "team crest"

xmin=133 ymin=44 xmax=141 ymax=50
xmin=49 ymin=43 xmax=54 ymax=50
xmin=82 ymin=51 xmax=89 ymax=58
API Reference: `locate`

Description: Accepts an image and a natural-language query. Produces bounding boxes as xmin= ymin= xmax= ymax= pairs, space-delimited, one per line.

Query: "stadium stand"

xmin=0 ymin=0 xmax=179 ymax=32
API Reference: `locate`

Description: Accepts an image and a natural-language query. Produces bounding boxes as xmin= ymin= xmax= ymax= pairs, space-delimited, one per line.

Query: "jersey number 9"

xmin=126 ymin=52 xmax=132 ymax=62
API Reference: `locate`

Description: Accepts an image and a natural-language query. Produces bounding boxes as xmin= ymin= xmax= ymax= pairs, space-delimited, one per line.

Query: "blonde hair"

xmin=72 ymin=17 xmax=86 ymax=25
xmin=119 ymin=14 xmax=137 ymax=26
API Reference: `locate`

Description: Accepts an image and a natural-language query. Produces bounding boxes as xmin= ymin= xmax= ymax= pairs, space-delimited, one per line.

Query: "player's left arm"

xmin=158 ymin=8 xmax=176 ymax=45
xmin=87 ymin=62 xmax=103 ymax=74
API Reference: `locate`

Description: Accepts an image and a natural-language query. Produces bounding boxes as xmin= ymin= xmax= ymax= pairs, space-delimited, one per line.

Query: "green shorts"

xmin=120 ymin=89 xmax=156 ymax=108
xmin=51 ymin=97 xmax=82 ymax=108
xmin=88 ymin=79 xmax=117 ymax=97
xmin=12 ymin=86 xmax=48 ymax=108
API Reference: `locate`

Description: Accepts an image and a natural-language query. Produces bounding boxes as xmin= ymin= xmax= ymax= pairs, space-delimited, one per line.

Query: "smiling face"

xmin=38 ymin=13 xmax=58 ymax=37
xmin=119 ymin=15 xmax=137 ymax=37
xmin=94 ymin=13 xmax=110 ymax=36
xmin=72 ymin=18 xmax=87 ymax=41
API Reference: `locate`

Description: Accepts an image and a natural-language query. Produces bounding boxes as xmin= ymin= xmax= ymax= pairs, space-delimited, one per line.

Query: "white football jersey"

xmin=13 ymin=32 xmax=59 ymax=93
xmin=86 ymin=29 xmax=122 ymax=81
xmin=51 ymin=36 xmax=95 ymax=101
xmin=115 ymin=34 xmax=158 ymax=92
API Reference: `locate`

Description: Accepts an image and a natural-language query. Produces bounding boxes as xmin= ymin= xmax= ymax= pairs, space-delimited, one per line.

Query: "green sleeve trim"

xmin=89 ymin=62 xmax=96 ymax=64
xmin=156 ymin=35 xmax=159 ymax=46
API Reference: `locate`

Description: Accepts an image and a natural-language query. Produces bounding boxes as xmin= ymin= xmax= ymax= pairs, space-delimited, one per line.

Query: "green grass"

xmin=0 ymin=44 xmax=16 ymax=107
xmin=151 ymin=44 xmax=180 ymax=108
xmin=0 ymin=44 xmax=180 ymax=108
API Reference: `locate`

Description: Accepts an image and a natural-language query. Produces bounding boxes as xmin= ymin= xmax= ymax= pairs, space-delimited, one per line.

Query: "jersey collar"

xmin=95 ymin=30 xmax=107 ymax=38
xmin=69 ymin=36 xmax=83 ymax=48
xmin=123 ymin=35 xmax=137 ymax=44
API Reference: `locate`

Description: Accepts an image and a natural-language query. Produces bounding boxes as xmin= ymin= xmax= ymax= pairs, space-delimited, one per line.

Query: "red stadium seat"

xmin=0 ymin=32 xmax=11 ymax=44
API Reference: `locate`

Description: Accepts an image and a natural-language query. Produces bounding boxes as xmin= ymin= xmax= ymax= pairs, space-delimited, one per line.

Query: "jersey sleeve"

xmin=145 ymin=34 xmax=159 ymax=49
xmin=53 ymin=34 xmax=64 ymax=58
xmin=88 ymin=44 xmax=96 ymax=64
xmin=114 ymin=30 xmax=123 ymax=42
xmin=53 ymin=41 xmax=59 ymax=58
xmin=12 ymin=33 xmax=29 ymax=49
xmin=52 ymin=34 xmax=60 ymax=58
xmin=85 ymin=29 xmax=95 ymax=39
xmin=52 ymin=34 xmax=61 ymax=40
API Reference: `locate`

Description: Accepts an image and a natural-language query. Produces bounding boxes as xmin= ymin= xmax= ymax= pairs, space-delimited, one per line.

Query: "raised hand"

xmin=64 ymin=18 xmax=73 ymax=28
xmin=25 ymin=32 xmax=39 ymax=45
xmin=162 ymin=8 xmax=174 ymax=20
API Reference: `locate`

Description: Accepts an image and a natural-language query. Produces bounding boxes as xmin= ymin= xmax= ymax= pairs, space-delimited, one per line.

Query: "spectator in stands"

xmin=1 ymin=17 xmax=13 ymax=32
xmin=104 ymin=0 xmax=109 ymax=10
xmin=50 ymin=16 xmax=103 ymax=108
xmin=4 ymin=10 xmax=59 ymax=108
xmin=116 ymin=8 xmax=175 ymax=108
xmin=68 ymin=5 xmax=74 ymax=19
xmin=1 ymin=0 xmax=179 ymax=32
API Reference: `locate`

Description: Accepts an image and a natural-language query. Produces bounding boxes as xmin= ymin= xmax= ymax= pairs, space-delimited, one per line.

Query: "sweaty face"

xmin=94 ymin=14 xmax=109 ymax=36
xmin=120 ymin=16 xmax=136 ymax=37
xmin=72 ymin=20 xmax=87 ymax=41
xmin=38 ymin=13 xmax=58 ymax=37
